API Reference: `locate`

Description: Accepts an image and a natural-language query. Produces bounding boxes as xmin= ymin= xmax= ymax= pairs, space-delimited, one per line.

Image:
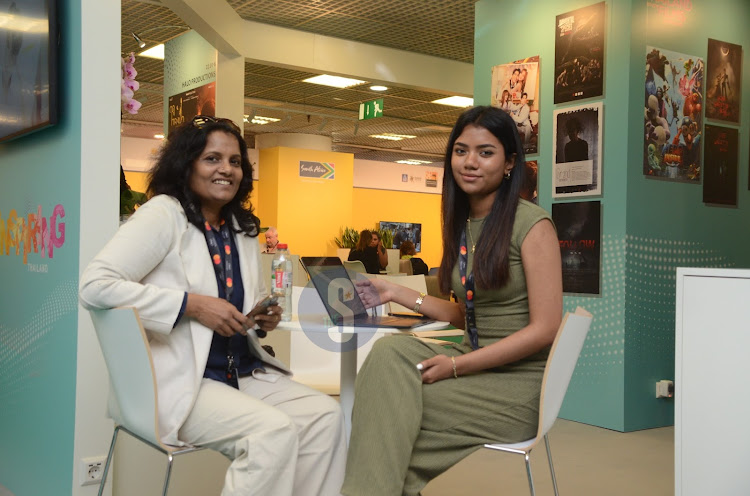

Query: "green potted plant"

xmin=334 ymin=227 xmax=359 ymax=261
xmin=375 ymin=226 xmax=394 ymax=250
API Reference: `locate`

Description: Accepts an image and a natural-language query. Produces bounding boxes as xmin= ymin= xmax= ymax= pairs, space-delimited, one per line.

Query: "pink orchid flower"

xmin=123 ymin=63 xmax=137 ymax=80
xmin=121 ymin=84 xmax=134 ymax=103
xmin=123 ymin=78 xmax=139 ymax=92
xmin=124 ymin=99 xmax=142 ymax=114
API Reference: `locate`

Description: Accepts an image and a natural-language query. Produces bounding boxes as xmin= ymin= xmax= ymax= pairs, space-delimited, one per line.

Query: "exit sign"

xmin=359 ymin=98 xmax=384 ymax=120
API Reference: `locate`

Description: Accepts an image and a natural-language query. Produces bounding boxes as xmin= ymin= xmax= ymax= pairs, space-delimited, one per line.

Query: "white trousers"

xmin=178 ymin=371 xmax=347 ymax=496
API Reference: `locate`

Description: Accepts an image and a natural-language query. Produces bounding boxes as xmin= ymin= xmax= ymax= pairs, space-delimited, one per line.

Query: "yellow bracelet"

xmin=451 ymin=356 xmax=458 ymax=379
xmin=413 ymin=292 xmax=426 ymax=314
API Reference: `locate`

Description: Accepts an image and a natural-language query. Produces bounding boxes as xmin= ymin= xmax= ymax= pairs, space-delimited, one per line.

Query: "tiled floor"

xmin=103 ymin=416 xmax=674 ymax=495
xmin=424 ymin=419 xmax=674 ymax=495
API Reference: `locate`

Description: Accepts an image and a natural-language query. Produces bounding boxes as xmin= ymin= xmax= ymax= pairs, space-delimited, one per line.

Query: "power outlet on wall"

xmin=655 ymin=379 xmax=674 ymax=398
xmin=79 ymin=456 xmax=106 ymax=486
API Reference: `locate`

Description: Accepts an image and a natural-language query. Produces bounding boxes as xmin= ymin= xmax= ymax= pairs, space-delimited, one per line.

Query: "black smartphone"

xmin=246 ymin=295 xmax=279 ymax=318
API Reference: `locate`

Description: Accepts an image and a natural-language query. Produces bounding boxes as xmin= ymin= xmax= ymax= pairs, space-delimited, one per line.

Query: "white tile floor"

xmin=424 ymin=419 xmax=674 ymax=496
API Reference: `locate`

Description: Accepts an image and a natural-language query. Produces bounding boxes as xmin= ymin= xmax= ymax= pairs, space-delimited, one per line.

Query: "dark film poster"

xmin=554 ymin=2 xmax=605 ymax=104
xmin=167 ymin=81 xmax=217 ymax=136
xmin=552 ymin=103 xmax=602 ymax=198
xmin=552 ymin=201 xmax=601 ymax=295
xmin=520 ymin=160 xmax=538 ymax=204
xmin=705 ymin=39 xmax=742 ymax=124
xmin=703 ymin=125 xmax=738 ymax=206
xmin=644 ymin=47 xmax=703 ymax=182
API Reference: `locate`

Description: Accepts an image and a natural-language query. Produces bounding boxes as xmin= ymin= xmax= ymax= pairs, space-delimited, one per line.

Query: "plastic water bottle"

xmin=271 ymin=244 xmax=292 ymax=321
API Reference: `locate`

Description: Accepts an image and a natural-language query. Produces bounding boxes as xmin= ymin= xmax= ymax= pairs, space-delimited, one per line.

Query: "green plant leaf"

xmin=334 ymin=226 xmax=360 ymax=249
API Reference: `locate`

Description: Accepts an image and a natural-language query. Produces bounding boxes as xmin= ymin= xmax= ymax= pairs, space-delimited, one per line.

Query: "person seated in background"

xmin=263 ymin=226 xmax=279 ymax=253
xmin=370 ymin=230 xmax=389 ymax=271
xmin=348 ymin=230 xmax=381 ymax=274
xmin=399 ymin=240 xmax=429 ymax=276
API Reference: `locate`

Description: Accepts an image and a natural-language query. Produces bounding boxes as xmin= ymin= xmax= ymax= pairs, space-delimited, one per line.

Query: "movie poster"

xmin=491 ymin=56 xmax=540 ymax=154
xmin=705 ymin=39 xmax=742 ymax=123
xmin=167 ymin=81 xmax=217 ymax=136
xmin=552 ymin=102 xmax=602 ymax=198
xmin=552 ymin=201 xmax=601 ymax=295
xmin=703 ymin=125 xmax=738 ymax=206
xmin=644 ymin=47 xmax=703 ymax=182
xmin=553 ymin=2 xmax=605 ymax=104
xmin=520 ymin=160 xmax=538 ymax=204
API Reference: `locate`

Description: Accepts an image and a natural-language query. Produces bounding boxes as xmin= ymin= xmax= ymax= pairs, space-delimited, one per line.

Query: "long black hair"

xmin=147 ymin=118 xmax=260 ymax=236
xmin=438 ymin=106 xmax=526 ymax=293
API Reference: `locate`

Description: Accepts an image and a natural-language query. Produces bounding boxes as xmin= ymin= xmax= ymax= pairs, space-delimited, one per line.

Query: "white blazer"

xmin=80 ymin=195 xmax=291 ymax=445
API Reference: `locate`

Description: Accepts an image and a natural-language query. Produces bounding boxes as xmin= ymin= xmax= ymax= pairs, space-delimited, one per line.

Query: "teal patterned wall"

xmin=0 ymin=0 xmax=82 ymax=492
xmin=560 ymin=234 xmax=626 ymax=429
xmin=477 ymin=0 xmax=750 ymax=431
xmin=624 ymin=236 xmax=735 ymax=430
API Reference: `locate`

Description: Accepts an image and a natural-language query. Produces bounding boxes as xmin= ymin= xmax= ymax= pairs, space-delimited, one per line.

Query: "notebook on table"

xmin=300 ymin=256 xmax=435 ymax=329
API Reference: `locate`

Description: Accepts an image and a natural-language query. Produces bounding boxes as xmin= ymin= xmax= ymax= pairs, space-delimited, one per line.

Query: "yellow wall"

xmin=256 ymin=147 xmax=353 ymax=257
xmin=352 ymin=188 xmax=442 ymax=269
xmin=126 ymin=161 xmax=441 ymax=268
xmin=123 ymin=170 xmax=149 ymax=193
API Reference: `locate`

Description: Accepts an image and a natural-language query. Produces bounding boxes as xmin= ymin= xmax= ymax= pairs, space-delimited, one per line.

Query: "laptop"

xmin=300 ymin=256 xmax=435 ymax=329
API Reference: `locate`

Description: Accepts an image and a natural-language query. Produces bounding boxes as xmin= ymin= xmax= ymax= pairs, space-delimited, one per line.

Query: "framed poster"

xmin=644 ymin=46 xmax=703 ymax=182
xmin=552 ymin=102 xmax=602 ymax=198
xmin=703 ymin=125 xmax=738 ymax=206
xmin=167 ymin=81 xmax=216 ymax=136
xmin=0 ymin=0 xmax=59 ymax=143
xmin=491 ymin=55 xmax=540 ymax=155
xmin=552 ymin=201 xmax=601 ymax=295
xmin=554 ymin=2 xmax=605 ymax=104
xmin=520 ymin=160 xmax=538 ymax=204
xmin=705 ymin=39 xmax=742 ymax=124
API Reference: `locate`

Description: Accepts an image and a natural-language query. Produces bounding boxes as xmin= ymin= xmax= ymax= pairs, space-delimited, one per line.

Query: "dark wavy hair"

xmin=147 ymin=118 xmax=259 ymax=236
xmin=438 ymin=106 xmax=526 ymax=293
xmin=355 ymin=230 xmax=373 ymax=252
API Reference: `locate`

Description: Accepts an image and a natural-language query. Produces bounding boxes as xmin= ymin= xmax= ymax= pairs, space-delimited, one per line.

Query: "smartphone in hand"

xmin=246 ymin=295 xmax=279 ymax=318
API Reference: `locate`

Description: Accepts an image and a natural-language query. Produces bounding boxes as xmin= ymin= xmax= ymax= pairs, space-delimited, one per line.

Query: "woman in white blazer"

xmin=80 ymin=116 xmax=346 ymax=496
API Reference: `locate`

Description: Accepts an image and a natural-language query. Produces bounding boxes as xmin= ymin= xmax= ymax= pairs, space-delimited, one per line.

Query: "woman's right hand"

xmin=354 ymin=278 xmax=392 ymax=309
xmin=185 ymin=293 xmax=250 ymax=337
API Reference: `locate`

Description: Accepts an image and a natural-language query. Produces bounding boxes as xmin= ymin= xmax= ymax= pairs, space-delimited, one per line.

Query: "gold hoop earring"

xmin=504 ymin=171 xmax=511 ymax=180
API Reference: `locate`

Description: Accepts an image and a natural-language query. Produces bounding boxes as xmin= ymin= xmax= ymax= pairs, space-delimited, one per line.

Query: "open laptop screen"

xmin=301 ymin=257 xmax=370 ymax=323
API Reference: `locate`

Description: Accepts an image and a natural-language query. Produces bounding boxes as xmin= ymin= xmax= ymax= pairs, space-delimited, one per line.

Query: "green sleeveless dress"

xmin=342 ymin=200 xmax=554 ymax=496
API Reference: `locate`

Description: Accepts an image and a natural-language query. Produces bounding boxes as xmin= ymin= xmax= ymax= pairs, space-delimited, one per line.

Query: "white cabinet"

xmin=675 ymin=268 xmax=750 ymax=496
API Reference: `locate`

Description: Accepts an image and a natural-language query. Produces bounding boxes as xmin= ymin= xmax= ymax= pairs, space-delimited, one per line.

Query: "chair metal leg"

xmin=544 ymin=434 xmax=559 ymax=496
xmin=524 ymin=452 xmax=536 ymax=496
xmin=98 ymin=426 xmax=121 ymax=496
xmin=162 ymin=453 xmax=175 ymax=496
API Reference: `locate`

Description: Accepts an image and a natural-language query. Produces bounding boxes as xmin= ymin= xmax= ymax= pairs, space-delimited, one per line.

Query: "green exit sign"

xmin=358 ymin=98 xmax=384 ymax=120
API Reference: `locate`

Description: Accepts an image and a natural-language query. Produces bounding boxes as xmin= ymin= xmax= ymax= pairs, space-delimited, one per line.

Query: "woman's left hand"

xmin=417 ymin=354 xmax=456 ymax=384
xmin=250 ymin=304 xmax=283 ymax=334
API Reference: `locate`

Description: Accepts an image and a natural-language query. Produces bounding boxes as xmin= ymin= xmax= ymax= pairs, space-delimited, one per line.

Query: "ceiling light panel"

xmin=139 ymin=44 xmax=165 ymax=59
xmin=396 ymin=159 xmax=433 ymax=165
xmin=369 ymin=133 xmax=417 ymax=141
xmin=303 ymin=74 xmax=366 ymax=88
xmin=432 ymin=96 xmax=474 ymax=107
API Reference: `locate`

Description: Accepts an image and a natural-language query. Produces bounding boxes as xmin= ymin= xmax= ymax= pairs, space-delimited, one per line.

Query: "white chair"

xmin=484 ymin=307 xmax=593 ymax=496
xmin=398 ymin=258 xmax=414 ymax=275
xmin=343 ymin=259 xmax=367 ymax=274
xmin=89 ymin=307 xmax=204 ymax=496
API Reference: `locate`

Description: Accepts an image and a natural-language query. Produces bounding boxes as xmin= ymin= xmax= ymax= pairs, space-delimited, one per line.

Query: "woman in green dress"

xmin=341 ymin=106 xmax=563 ymax=496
